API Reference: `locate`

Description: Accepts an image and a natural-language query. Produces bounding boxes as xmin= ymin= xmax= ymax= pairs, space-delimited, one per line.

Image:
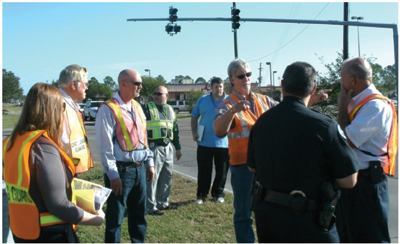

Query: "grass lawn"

xmin=2 ymin=105 xmax=22 ymax=130
xmin=76 ymin=162 xmax=245 ymax=243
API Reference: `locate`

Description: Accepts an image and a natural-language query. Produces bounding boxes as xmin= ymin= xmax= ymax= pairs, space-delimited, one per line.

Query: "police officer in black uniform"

xmin=247 ymin=61 xmax=359 ymax=243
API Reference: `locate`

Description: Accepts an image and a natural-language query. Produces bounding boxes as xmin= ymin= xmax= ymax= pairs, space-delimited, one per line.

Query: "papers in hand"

xmin=197 ymin=124 xmax=205 ymax=142
xmin=73 ymin=178 xmax=112 ymax=214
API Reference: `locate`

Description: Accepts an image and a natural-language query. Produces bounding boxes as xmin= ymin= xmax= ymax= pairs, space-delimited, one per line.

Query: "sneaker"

xmin=194 ymin=198 xmax=203 ymax=204
xmin=148 ymin=210 xmax=165 ymax=216
xmin=216 ymin=197 xmax=224 ymax=203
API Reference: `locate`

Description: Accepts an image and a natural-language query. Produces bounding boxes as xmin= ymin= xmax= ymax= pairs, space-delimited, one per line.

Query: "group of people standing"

xmin=2 ymin=56 xmax=397 ymax=243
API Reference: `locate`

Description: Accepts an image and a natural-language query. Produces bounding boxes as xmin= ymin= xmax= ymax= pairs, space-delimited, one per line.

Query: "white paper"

xmin=197 ymin=124 xmax=205 ymax=142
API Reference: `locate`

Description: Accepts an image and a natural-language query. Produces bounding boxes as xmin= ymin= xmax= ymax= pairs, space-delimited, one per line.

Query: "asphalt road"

xmin=2 ymin=113 xmax=398 ymax=241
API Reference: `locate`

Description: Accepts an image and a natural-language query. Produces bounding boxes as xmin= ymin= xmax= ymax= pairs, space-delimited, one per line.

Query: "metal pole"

xmin=343 ymin=2 xmax=349 ymax=60
xmin=357 ymin=24 xmax=360 ymax=56
xmin=258 ymin=63 xmax=262 ymax=89
xmin=393 ymin=26 xmax=399 ymax=92
xmin=233 ymin=2 xmax=238 ymax=59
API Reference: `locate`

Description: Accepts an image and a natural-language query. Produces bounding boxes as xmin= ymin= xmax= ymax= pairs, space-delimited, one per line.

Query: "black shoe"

xmin=160 ymin=204 xmax=179 ymax=210
xmin=148 ymin=210 xmax=165 ymax=216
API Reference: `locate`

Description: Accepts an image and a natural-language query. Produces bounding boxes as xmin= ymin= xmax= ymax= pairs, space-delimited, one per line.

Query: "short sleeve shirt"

xmin=192 ymin=94 xmax=228 ymax=148
xmin=247 ymin=96 xmax=358 ymax=200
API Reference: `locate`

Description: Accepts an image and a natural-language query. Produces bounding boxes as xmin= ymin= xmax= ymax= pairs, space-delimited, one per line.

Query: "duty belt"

xmin=116 ymin=161 xmax=143 ymax=168
xmin=264 ymin=190 xmax=317 ymax=214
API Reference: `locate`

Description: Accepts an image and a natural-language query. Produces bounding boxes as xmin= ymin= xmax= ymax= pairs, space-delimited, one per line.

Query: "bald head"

xmin=118 ymin=69 xmax=140 ymax=84
xmin=117 ymin=69 xmax=143 ymax=102
xmin=153 ymin=86 xmax=169 ymax=105
xmin=343 ymin=58 xmax=373 ymax=82
xmin=340 ymin=58 xmax=373 ymax=97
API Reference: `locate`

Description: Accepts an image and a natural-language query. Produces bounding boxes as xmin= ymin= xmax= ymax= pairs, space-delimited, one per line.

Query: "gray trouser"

xmin=146 ymin=143 xmax=174 ymax=213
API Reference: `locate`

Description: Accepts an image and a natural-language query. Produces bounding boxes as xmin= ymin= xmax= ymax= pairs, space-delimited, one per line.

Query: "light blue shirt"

xmin=95 ymin=93 xmax=154 ymax=180
xmin=191 ymin=93 xmax=228 ymax=148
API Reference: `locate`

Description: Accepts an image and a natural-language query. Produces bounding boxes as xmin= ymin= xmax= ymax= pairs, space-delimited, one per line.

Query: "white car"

xmin=83 ymin=101 xmax=103 ymax=121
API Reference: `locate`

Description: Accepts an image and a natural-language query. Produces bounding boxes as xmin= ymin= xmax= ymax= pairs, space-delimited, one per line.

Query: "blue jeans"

xmin=104 ymin=165 xmax=147 ymax=243
xmin=230 ymin=164 xmax=255 ymax=243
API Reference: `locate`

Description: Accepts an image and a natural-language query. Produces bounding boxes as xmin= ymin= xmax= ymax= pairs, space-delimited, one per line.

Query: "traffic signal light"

xmin=165 ymin=23 xmax=174 ymax=35
xmin=169 ymin=7 xmax=178 ymax=23
xmin=173 ymin=24 xmax=181 ymax=33
xmin=166 ymin=6 xmax=181 ymax=36
xmin=231 ymin=8 xmax=241 ymax=30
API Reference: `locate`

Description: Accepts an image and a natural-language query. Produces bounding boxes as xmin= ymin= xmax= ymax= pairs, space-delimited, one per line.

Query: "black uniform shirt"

xmin=247 ymin=96 xmax=358 ymax=200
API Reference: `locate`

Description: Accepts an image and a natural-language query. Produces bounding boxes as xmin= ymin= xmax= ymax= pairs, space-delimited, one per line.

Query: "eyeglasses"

xmin=130 ymin=81 xmax=142 ymax=86
xmin=77 ymin=81 xmax=89 ymax=89
xmin=236 ymin=72 xmax=252 ymax=80
xmin=153 ymin=92 xmax=166 ymax=96
xmin=62 ymin=102 xmax=66 ymax=112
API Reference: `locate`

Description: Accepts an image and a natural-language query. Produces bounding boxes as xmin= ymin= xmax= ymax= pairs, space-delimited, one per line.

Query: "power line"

xmin=248 ymin=3 xmax=330 ymax=63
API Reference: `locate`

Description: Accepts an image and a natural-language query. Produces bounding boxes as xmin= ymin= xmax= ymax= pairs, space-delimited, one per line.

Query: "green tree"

xmin=195 ymin=77 xmax=206 ymax=84
xmin=3 ymin=69 xmax=23 ymax=102
xmin=103 ymin=76 xmax=116 ymax=90
xmin=89 ymin=77 xmax=99 ymax=84
xmin=51 ymin=79 xmax=58 ymax=87
xmin=187 ymin=90 xmax=204 ymax=113
xmin=86 ymin=82 xmax=113 ymax=101
xmin=156 ymin=75 xmax=166 ymax=83
xmin=140 ymin=76 xmax=167 ymax=99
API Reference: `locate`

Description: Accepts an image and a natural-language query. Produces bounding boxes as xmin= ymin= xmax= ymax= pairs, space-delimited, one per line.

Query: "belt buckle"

xmin=289 ymin=190 xmax=308 ymax=215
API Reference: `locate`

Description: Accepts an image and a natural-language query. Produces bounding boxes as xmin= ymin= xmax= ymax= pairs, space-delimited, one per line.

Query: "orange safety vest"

xmin=348 ymin=94 xmax=398 ymax=176
xmin=104 ymin=98 xmax=148 ymax=151
xmin=64 ymin=100 xmax=94 ymax=173
xmin=222 ymin=93 xmax=270 ymax=165
xmin=2 ymin=130 xmax=76 ymax=240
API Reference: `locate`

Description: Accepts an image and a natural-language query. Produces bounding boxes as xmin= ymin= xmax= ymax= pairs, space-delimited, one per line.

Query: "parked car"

xmin=167 ymin=100 xmax=189 ymax=114
xmin=83 ymin=100 xmax=103 ymax=121
xmin=77 ymin=103 xmax=85 ymax=113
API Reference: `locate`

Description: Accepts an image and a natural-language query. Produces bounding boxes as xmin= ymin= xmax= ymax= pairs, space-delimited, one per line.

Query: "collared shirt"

xmin=192 ymin=93 xmax=228 ymax=148
xmin=345 ymin=84 xmax=393 ymax=170
xmin=95 ymin=93 xmax=154 ymax=180
xmin=215 ymin=90 xmax=279 ymax=128
xmin=60 ymin=89 xmax=80 ymax=149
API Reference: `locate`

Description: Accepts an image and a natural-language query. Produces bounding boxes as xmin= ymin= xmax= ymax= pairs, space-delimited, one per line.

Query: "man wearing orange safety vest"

xmin=95 ymin=69 xmax=155 ymax=243
xmin=214 ymin=59 xmax=330 ymax=243
xmin=336 ymin=57 xmax=397 ymax=242
xmin=58 ymin=64 xmax=94 ymax=173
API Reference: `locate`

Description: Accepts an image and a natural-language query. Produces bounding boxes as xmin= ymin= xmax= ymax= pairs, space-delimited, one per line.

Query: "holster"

xmin=318 ymin=182 xmax=341 ymax=230
xmin=250 ymin=175 xmax=264 ymax=212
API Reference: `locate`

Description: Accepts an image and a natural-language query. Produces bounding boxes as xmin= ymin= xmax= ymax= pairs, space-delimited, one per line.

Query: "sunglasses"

xmin=130 ymin=81 xmax=142 ymax=86
xmin=62 ymin=102 xmax=66 ymax=112
xmin=236 ymin=72 xmax=252 ymax=80
xmin=153 ymin=92 xmax=166 ymax=96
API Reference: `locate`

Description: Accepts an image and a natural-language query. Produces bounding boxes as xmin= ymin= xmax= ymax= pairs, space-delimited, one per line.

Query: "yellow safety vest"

xmin=3 ymin=131 xmax=77 ymax=240
xmin=348 ymin=94 xmax=398 ymax=176
xmin=145 ymin=101 xmax=175 ymax=140
xmin=104 ymin=98 xmax=148 ymax=151
xmin=64 ymin=100 xmax=94 ymax=173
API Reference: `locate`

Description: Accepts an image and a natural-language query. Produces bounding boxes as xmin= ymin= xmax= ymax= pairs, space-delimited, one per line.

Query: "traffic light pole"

xmin=128 ymin=16 xmax=398 ymax=88
xmin=233 ymin=2 xmax=238 ymax=59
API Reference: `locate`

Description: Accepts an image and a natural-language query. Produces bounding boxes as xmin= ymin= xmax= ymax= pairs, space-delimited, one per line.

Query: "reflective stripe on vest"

xmin=223 ymin=93 xmax=270 ymax=165
xmin=146 ymin=101 xmax=175 ymax=140
xmin=104 ymin=98 xmax=148 ymax=151
xmin=348 ymin=94 xmax=398 ymax=176
xmin=3 ymin=131 xmax=76 ymax=240
xmin=64 ymin=101 xmax=94 ymax=173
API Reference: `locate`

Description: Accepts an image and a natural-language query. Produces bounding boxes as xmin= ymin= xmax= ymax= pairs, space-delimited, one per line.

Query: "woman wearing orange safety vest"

xmin=2 ymin=83 xmax=104 ymax=243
